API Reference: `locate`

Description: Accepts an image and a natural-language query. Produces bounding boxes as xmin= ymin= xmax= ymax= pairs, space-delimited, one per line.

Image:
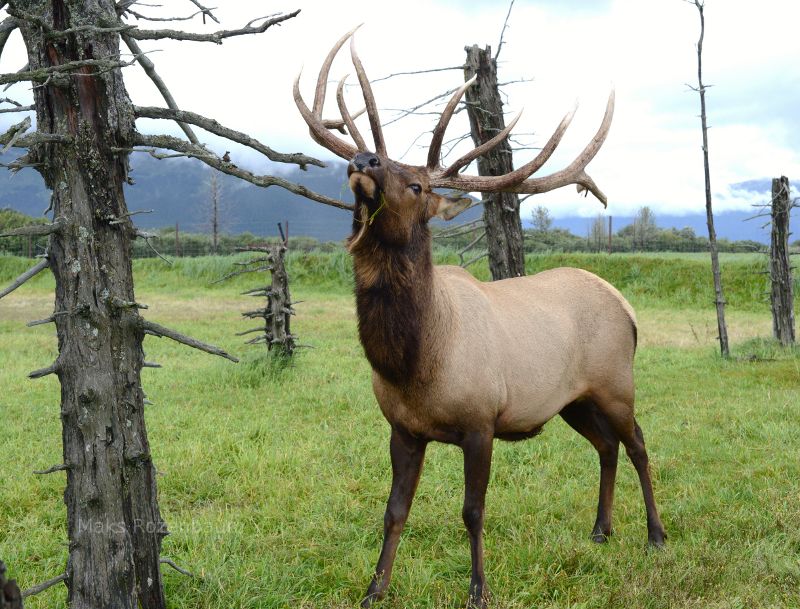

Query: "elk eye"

xmin=369 ymin=156 xmax=380 ymax=168
xmin=409 ymin=183 xmax=422 ymax=195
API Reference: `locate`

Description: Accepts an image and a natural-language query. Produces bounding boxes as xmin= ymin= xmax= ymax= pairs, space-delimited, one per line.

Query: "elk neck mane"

xmin=350 ymin=219 xmax=441 ymax=387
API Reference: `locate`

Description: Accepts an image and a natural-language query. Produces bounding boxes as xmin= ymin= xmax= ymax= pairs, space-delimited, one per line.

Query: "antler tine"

xmin=294 ymin=71 xmax=358 ymax=161
xmin=349 ymin=35 xmax=386 ymax=157
xmin=323 ymin=107 xmax=367 ymax=134
xmin=313 ymin=25 xmax=362 ymax=117
xmin=431 ymin=90 xmax=615 ymax=206
xmin=426 ymin=75 xmax=477 ymax=170
xmin=437 ymin=108 xmax=525 ymax=178
xmin=336 ymin=75 xmax=368 ymax=151
xmin=294 ymin=27 xmax=365 ymax=161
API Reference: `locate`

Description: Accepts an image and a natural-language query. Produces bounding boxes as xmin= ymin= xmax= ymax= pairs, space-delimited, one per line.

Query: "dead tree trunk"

xmin=690 ymin=0 xmax=730 ymax=358
xmin=1 ymin=4 xmax=338 ymax=604
xmin=222 ymin=243 xmax=296 ymax=356
xmin=243 ymin=244 xmax=295 ymax=356
xmin=12 ymin=2 xmax=166 ymax=606
xmin=463 ymin=45 xmax=525 ymax=280
xmin=0 ymin=561 xmax=23 ymax=609
xmin=770 ymin=176 xmax=795 ymax=346
xmin=210 ymin=172 xmax=220 ymax=254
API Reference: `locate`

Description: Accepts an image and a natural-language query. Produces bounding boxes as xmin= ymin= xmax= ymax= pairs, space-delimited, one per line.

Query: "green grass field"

xmin=1 ymin=252 xmax=798 ymax=609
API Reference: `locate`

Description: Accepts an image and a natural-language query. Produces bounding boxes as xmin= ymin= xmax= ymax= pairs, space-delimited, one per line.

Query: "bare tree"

xmin=588 ymin=214 xmax=607 ymax=252
xmin=531 ymin=204 xmax=553 ymax=233
xmin=634 ymin=205 xmax=657 ymax=250
xmin=0 ymin=2 xmax=348 ymax=607
xmin=206 ymin=169 xmax=226 ymax=253
xmin=687 ymin=0 xmax=730 ymax=358
xmin=463 ymin=44 xmax=525 ymax=279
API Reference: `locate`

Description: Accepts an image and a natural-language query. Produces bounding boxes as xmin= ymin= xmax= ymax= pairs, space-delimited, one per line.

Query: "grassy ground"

xmin=0 ymin=253 xmax=798 ymax=609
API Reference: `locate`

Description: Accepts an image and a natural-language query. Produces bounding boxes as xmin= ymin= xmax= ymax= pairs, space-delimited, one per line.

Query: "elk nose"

xmin=351 ymin=152 xmax=380 ymax=172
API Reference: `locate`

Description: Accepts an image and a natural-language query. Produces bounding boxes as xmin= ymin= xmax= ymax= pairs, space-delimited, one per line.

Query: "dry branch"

xmin=0 ymin=57 xmax=135 ymax=86
xmin=132 ymin=134 xmax=353 ymax=211
xmin=0 ymin=116 xmax=30 ymax=152
xmin=124 ymin=8 xmax=205 ymax=23
xmin=21 ymin=573 xmax=67 ymax=599
xmin=34 ymin=463 xmax=69 ymax=475
xmin=160 ymin=558 xmax=194 ymax=578
xmin=0 ymin=16 xmax=18 ymax=61
xmin=134 ymin=105 xmax=323 ymax=169
xmin=0 ymin=257 xmax=49 ymax=300
xmin=0 ymin=104 xmax=34 ymax=115
xmin=125 ymin=11 xmax=299 ymax=43
xmin=0 ymin=217 xmax=64 ymax=238
xmin=29 ymin=362 xmax=59 ymax=379
xmin=27 ymin=316 xmax=55 ymax=327
xmin=141 ymin=318 xmax=239 ymax=362
xmin=494 ymin=0 xmax=515 ymax=61
xmin=187 ymin=0 xmax=220 ymax=24
xmin=121 ymin=33 xmax=200 ymax=144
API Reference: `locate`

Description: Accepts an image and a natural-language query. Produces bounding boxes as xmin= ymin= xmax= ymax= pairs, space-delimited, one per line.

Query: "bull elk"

xmin=294 ymin=29 xmax=666 ymax=608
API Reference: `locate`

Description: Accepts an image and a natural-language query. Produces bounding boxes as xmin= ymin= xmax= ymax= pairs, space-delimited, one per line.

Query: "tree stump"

xmin=232 ymin=245 xmax=296 ymax=356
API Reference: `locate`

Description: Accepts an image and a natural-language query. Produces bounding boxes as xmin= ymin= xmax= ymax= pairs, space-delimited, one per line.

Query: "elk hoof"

xmin=361 ymin=585 xmax=384 ymax=608
xmin=466 ymin=583 xmax=489 ymax=609
xmin=590 ymin=525 xmax=612 ymax=543
xmin=360 ymin=595 xmax=376 ymax=609
xmin=647 ymin=531 xmax=667 ymax=548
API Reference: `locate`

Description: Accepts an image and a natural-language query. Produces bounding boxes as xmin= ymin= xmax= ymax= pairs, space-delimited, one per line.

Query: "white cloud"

xmin=2 ymin=0 xmax=798 ymax=221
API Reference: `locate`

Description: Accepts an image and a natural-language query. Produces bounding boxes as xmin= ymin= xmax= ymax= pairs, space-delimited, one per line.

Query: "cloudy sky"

xmin=1 ymin=0 xmax=798 ymax=219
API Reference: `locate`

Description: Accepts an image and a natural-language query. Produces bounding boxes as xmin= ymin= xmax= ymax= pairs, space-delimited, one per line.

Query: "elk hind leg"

xmin=559 ymin=399 xmax=620 ymax=542
xmin=593 ymin=395 xmax=666 ymax=547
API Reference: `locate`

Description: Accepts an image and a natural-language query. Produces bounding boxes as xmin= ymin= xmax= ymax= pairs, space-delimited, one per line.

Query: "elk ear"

xmin=428 ymin=193 xmax=473 ymax=221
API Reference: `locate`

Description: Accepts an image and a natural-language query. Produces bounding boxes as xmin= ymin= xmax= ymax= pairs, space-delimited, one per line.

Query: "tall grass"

xmin=4 ymin=249 xmax=781 ymax=311
xmin=0 ymin=263 xmax=798 ymax=608
xmin=0 ymin=245 xmax=794 ymax=608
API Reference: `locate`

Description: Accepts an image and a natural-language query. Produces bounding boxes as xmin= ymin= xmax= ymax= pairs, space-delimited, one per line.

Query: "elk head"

xmin=294 ymin=28 xmax=614 ymax=249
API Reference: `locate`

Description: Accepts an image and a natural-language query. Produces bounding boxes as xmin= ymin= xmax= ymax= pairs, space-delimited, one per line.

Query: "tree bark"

xmin=12 ymin=1 xmax=166 ymax=606
xmin=770 ymin=176 xmax=795 ymax=346
xmin=463 ymin=45 xmax=525 ymax=280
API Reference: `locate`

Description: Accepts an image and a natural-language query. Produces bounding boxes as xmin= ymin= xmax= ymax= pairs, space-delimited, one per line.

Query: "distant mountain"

xmin=0 ymin=154 xmax=793 ymax=244
xmin=543 ymin=210 xmax=793 ymax=245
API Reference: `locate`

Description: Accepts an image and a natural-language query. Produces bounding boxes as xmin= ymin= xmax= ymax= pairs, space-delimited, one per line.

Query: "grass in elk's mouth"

xmin=368 ymin=192 xmax=387 ymax=225
xmin=1 ymin=253 xmax=798 ymax=608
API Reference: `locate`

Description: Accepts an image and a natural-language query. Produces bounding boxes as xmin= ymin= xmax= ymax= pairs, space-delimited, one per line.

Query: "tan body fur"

xmin=372 ymin=266 xmax=637 ymax=442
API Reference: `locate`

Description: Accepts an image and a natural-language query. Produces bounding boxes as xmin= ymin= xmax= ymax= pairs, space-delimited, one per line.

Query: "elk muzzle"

xmin=348 ymin=152 xmax=382 ymax=201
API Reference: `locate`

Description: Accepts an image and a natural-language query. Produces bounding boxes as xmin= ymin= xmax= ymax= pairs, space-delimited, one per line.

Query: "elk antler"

xmin=429 ymin=91 xmax=615 ymax=206
xmin=294 ymin=27 xmax=387 ymax=160
xmin=295 ymin=29 xmax=613 ymax=206
xmin=293 ymin=26 xmax=362 ymax=160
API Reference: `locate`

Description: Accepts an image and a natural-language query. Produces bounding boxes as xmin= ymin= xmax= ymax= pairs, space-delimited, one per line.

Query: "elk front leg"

xmin=361 ymin=425 xmax=427 ymax=608
xmin=462 ymin=431 xmax=493 ymax=609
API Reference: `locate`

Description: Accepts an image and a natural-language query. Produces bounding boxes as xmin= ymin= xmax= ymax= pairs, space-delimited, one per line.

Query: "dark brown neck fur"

xmin=351 ymin=222 xmax=434 ymax=386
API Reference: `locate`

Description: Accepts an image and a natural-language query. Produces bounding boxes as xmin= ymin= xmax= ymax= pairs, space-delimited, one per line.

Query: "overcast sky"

xmin=1 ymin=0 xmax=798 ymax=219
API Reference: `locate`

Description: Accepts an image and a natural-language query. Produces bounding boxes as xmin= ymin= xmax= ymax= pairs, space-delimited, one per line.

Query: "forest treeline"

xmin=0 ymin=206 xmax=790 ymax=258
